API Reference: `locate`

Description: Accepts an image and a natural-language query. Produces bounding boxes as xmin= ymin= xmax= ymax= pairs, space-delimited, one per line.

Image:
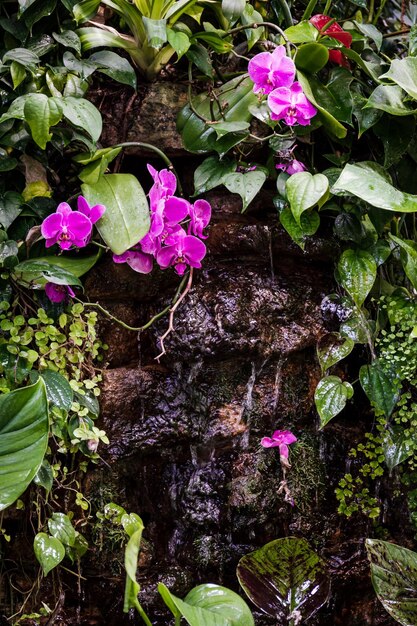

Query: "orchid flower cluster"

xmin=248 ymin=45 xmax=317 ymax=127
xmin=113 ymin=165 xmax=211 ymax=276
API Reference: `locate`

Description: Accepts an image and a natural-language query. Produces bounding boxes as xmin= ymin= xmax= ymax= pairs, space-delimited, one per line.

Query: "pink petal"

xmin=41 ymin=213 xmax=63 ymax=239
xmin=156 ymin=245 xmax=177 ymax=269
xmin=126 ymin=251 xmax=153 ymax=274
xmin=183 ymin=235 xmax=206 ymax=264
xmin=261 ymin=437 xmax=281 ymax=448
xmin=164 ymin=196 xmax=189 ymax=224
xmin=56 ymin=202 xmax=72 ymax=218
xmin=279 ymin=444 xmax=289 ymax=458
xmin=67 ymin=212 xmax=93 ymax=239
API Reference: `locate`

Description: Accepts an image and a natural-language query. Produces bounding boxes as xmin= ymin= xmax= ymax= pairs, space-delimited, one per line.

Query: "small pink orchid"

xmin=248 ymin=46 xmax=296 ymax=94
xmin=45 ymin=282 xmax=75 ymax=303
xmin=148 ymin=164 xmax=177 ymax=207
xmin=188 ymin=199 xmax=211 ymax=239
xmin=261 ymin=430 xmax=297 ymax=459
xmin=113 ymin=249 xmax=153 ymax=274
xmin=156 ymin=229 xmax=206 ymax=275
xmin=77 ymin=196 xmax=106 ymax=224
xmin=41 ymin=203 xmax=92 ymax=250
xmin=268 ymin=82 xmax=317 ymax=126
xmin=276 ymin=160 xmax=307 ymax=175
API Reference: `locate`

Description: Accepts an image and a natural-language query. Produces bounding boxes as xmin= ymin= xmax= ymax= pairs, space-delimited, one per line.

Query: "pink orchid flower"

xmin=44 ymin=282 xmax=75 ymax=303
xmin=268 ymin=82 xmax=317 ymax=126
xmin=276 ymin=160 xmax=307 ymax=175
xmin=113 ymin=249 xmax=153 ymax=274
xmin=41 ymin=203 xmax=92 ymax=250
xmin=261 ymin=430 xmax=297 ymax=458
xmin=77 ymin=196 xmax=106 ymax=224
xmin=156 ymin=228 xmax=206 ymax=275
xmin=248 ymin=45 xmax=296 ymax=94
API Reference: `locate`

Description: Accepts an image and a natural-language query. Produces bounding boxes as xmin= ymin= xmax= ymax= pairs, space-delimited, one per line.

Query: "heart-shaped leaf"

xmin=279 ymin=206 xmax=320 ymax=249
xmin=337 ymin=248 xmax=377 ymax=306
xmin=48 ymin=512 xmax=76 ymax=547
xmin=359 ymin=361 xmax=400 ymax=418
xmin=24 ymin=94 xmax=63 ymax=149
xmin=314 ymin=375 xmax=353 ymax=428
xmin=223 ymin=170 xmax=266 ymax=212
xmin=237 ymin=538 xmax=330 ymax=623
xmin=159 ymin=583 xmax=254 ymax=626
xmin=82 ymin=174 xmax=150 ymax=255
xmin=34 ymin=532 xmax=65 ymax=575
xmin=0 ymin=379 xmax=49 ymax=511
xmin=286 ymin=172 xmax=329 ymax=224
xmin=193 ymin=156 xmax=236 ymax=196
xmin=366 ymin=538 xmax=417 ymax=626
xmin=382 ymin=428 xmax=414 ymax=471
xmin=317 ymin=332 xmax=355 ymax=372
xmin=380 ymin=57 xmax=417 ymax=99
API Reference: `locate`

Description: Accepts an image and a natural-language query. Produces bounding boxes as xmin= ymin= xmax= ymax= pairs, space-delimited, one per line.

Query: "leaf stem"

xmin=302 ymin=0 xmax=319 ymax=20
xmin=275 ymin=0 xmax=293 ymax=27
xmin=114 ymin=142 xmax=183 ymax=196
xmin=134 ymin=598 xmax=153 ymax=626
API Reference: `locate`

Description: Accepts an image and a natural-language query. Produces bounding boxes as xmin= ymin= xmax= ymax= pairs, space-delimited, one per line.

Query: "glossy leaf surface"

xmin=34 ymin=532 xmax=65 ymax=575
xmin=315 ymin=376 xmax=353 ymax=427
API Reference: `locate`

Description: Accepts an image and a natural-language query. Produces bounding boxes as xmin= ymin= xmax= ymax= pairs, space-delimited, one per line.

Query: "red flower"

xmin=310 ymin=14 xmax=352 ymax=67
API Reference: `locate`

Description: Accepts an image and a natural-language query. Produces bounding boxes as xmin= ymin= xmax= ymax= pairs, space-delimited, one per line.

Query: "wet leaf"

xmin=366 ymin=538 xmax=417 ymax=626
xmin=380 ymin=57 xmax=417 ymax=100
xmin=389 ymin=234 xmax=417 ymax=290
xmin=279 ymin=206 xmax=320 ymax=249
xmin=314 ymin=376 xmax=353 ymax=427
xmin=34 ymin=532 xmax=65 ymax=575
xmin=359 ymin=361 xmax=400 ymax=418
xmin=159 ymin=583 xmax=254 ymax=626
xmin=237 ymin=538 xmax=329 ymax=622
xmin=382 ymin=429 xmax=414 ymax=471
xmin=48 ymin=512 xmax=76 ymax=547
xmin=337 ymin=248 xmax=376 ymax=306
xmin=223 ymin=170 xmax=266 ymax=212
xmin=286 ymin=172 xmax=329 ymax=224
xmin=296 ymin=71 xmax=347 ymax=138
xmin=24 ymin=94 xmax=63 ymax=149
xmin=365 ymin=85 xmax=416 ymax=116
xmin=82 ymin=174 xmax=150 ymax=255
xmin=193 ymin=156 xmax=236 ymax=195
xmin=0 ymin=379 xmax=49 ymax=511
xmin=41 ymin=370 xmax=73 ymax=411
xmin=317 ymin=332 xmax=355 ymax=372
xmin=13 ymin=260 xmax=82 ymax=288
xmin=33 ymin=459 xmax=53 ymax=493
xmin=333 ymin=163 xmax=417 ymax=212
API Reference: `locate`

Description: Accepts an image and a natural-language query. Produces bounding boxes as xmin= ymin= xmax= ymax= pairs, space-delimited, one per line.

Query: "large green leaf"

xmin=314 ymin=375 xmax=353 ymax=427
xmin=193 ymin=156 xmax=236 ymax=195
xmin=0 ymin=379 xmax=49 ymax=511
xmin=223 ymin=170 xmax=266 ymax=212
xmin=81 ymin=174 xmax=150 ymax=255
xmin=296 ymin=71 xmax=347 ymax=138
xmin=359 ymin=361 xmax=400 ymax=418
xmin=159 ymin=583 xmax=254 ymax=626
xmin=365 ymin=85 xmax=417 ymax=116
xmin=122 ymin=513 xmax=145 ymax=613
xmin=333 ymin=163 xmax=417 ymax=212
xmin=337 ymin=249 xmax=377 ymax=307
xmin=389 ymin=234 xmax=417 ymax=290
xmin=286 ymin=172 xmax=329 ymax=224
xmin=24 ymin=94 xmax=63 ymax=149
xmin=317 ymin=332 xmax=355 ymax=373
xmin=380 ymin=57 xmax=417 ymax=100
xmin=366 ymin=538 xmax=417 ymax=626
xmin=41 ymin=370 xmax=73 ymax=412
xmin=32 ymin=253 xmax=100 ymax=278
xmin=177 ymin=75 xmax=257 ymax=155
xmin=237 ymin=538 xmax=330 ymax=622
xmin=34 ymin=533 xmax=65 ymax=575
xmin=12 ymin=260 xmax=83 ymax=288
xmin=61 ymin=97 xmax=102 ymax=143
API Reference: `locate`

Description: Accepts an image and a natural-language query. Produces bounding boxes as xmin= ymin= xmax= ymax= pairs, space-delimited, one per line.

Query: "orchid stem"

xmin=114 ymin=142 xmax=183 ymax=197
xmin=77 ymin=275 xmax=188 ymax=333
xmin=156 ymin=268 xmax=193 ymax=361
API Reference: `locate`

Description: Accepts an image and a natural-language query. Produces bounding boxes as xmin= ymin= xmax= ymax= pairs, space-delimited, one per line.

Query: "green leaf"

xmin=167 ymin=29 xmax=190 ymax=60
xmin=81 ymin=174 xmax=150 ymax=255
xmin=89 ymin=51 xmax=137 ymax=88
xmin=296 ymin=71 xmax=347 ymax=138
xmin=222 ymin=0 xmax=246 ymax=22
xmin=241 ymin=4 xmax=264 ymax=51
xmin=24 ymin=94 xmax=63 ymax=149
xmin=382 ymin=428 xmax=414 ymax=471
xmin=366 ymin=538 xmax=417 ymax=626
xmin=33 ymin=459 xmax=53 ymax=493
xmin=295 ymin=43 xmax=329 ymax=74
xmin=61 ymin=97 xmax=102 ymax=143
xmin=314 ymin=376 xmax=353 ymax=427
xmin=0 ymin=379 xmax=49 ymax=511
xmin=212 ymin=121 xmax=250 ymax=138
xmin=317 ymin=332 xmax=354 ymax=373
xmin=53 ymin=30 xmax=82 ymax=54
xmin=193 ymin=156 xmax=237 ymax=195
xmin=333 ymin=163 xmax=417 ymax=212
xmin=237 ymin=538 xmax=329 ymax=622
xmin=13 ymin=261 xmax=83 ymax=288
xmin=380 ymin=57 xmax=417 ymax=100
xmin=0 ymin=192 xmax=23 ymax=229
xmin=123 ymin=514 xmax=145 ymax=612
xmin=365 ymin=85 xmax=417 ymax=116
xmin=48 ymin=512 xmax=76 ymax=547
xmin=32 ymin=253 xmax=100 ymax=278
xmin=353 ymin=22 xmax=383 ymax=51
xmin=159 ymin=583 xmax=254 ymax=626
xmin=11 ymin=62 xmax=26 ymax=89
xmin=359 ymin=361 xmax=400 ymax=418
xmin=279 ymin=206 xmax=320 ymax=249
xmin=21 ymin=0 xmax=56 ymax=28
xmin=177 ymin=76 xmax=257 ymax=155
xmin=223 ymin=170 xmax=266 ymax=212
xmin=34 ymin=533 xmax=65 ymax=575
xmin=337 ymin=249 xmax=376 ymax=306
xmin=76 ymin=147 xmax=122 ymax=184
xmin=73 ymin=0 xmax=101 ymax=22
xmin=284 ymin=21 xmax=319 ymax=43
xmin=41 ymin=370 xmax=73 ymax=411
xmin=186 ymin=43 xmax=214 ymax=78
xmin=374 ymin=116 xmax=415 ymax=168
xmin=143 ymin=17 xmax=167 ymax=49
xmin=389 ymin=234 xmax=417 ymax=290
xmin=3 ymin=47 xmax=39 ymax=70
xmin=286 ymin=172 xmax=329 ymax=225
